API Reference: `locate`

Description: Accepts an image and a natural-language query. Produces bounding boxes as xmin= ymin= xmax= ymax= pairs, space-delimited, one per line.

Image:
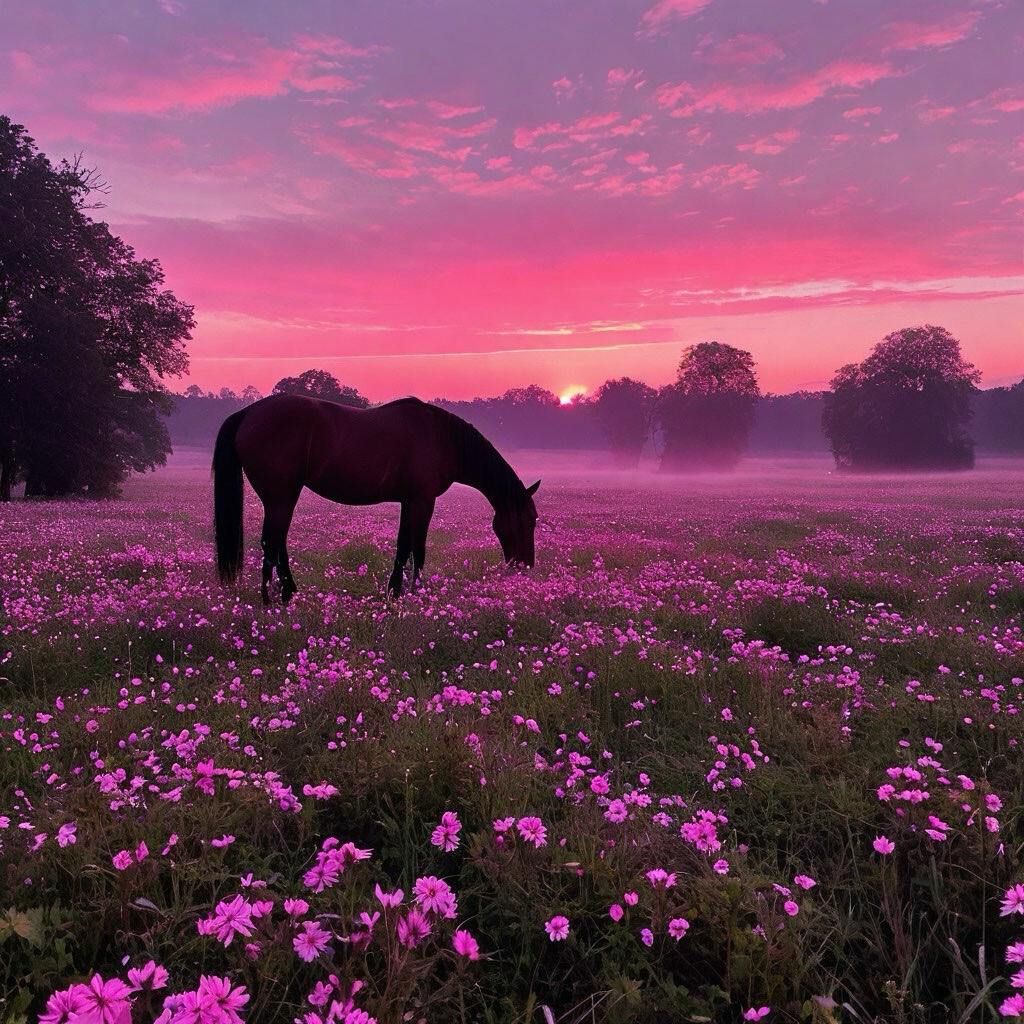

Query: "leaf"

xmin=132 ymin=897 xmax=162 ymax=913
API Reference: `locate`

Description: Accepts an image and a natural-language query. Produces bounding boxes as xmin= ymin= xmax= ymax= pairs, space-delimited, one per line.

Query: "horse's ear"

xmin=525 ymin=479 xmax=540 ymax=497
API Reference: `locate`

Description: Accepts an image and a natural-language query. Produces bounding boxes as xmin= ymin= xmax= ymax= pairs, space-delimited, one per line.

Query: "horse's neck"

xmin=454 ymin=426 xmax=518 ymax=512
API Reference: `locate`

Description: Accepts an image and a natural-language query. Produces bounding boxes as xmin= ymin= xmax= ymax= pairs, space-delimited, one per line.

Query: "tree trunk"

xmin=0 ymin=453 xmax=13 ymax=501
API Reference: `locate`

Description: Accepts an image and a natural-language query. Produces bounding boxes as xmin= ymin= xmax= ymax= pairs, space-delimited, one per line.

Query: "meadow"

xmin=1 ymin=453 xmax=1023 ymax=1024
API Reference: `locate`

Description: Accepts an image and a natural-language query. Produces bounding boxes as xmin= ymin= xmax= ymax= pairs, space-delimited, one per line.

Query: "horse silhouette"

xmin=213 ymin=395 xmax=539 ymax=603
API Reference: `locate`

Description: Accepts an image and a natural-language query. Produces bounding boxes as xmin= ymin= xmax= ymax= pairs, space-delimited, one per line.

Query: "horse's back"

xmin=234 ymin=394 xmax=453 ymax=505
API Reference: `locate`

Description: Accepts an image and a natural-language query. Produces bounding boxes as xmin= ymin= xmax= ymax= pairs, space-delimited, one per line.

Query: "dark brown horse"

xmin=213 ymin=395 xmax=540 ymax=603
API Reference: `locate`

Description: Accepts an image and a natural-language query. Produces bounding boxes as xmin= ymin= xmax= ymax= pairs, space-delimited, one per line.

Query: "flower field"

xmin=2 ymin=454 xmax=1024 ymax=1024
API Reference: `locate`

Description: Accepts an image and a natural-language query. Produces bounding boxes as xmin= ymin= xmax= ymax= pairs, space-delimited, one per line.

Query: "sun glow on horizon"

xmin=559 ymin=386 xmax=588 ymax=406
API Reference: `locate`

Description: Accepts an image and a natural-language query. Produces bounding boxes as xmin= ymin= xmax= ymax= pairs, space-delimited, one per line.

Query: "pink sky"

xmin=3 ymin=0 xmax=1022 ymax=400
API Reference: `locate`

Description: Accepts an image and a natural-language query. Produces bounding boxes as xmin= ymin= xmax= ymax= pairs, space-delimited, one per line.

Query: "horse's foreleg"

xmin=277 ymin=539 xmax=297 ymax=605
xmin=388 ymin=502 xmax=413 ymax=597
xmin=410 ymin=498 xmax=436 ymax=589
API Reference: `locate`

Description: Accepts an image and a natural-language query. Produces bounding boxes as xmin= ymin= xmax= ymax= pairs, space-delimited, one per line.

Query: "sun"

xmin=559 ymin=385 xmax=587 ymax=406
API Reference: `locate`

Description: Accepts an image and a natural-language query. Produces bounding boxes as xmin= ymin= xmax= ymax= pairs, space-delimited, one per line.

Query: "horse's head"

xmin=493 ymin=480 xmax=540 ymax=568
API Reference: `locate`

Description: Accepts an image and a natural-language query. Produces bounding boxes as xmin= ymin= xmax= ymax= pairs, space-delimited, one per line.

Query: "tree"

xmin=240 ymin=385 xmax=262 ymax=404
xmin=658 ymin=342 xmax=760 ymax=471
xmin=0 ymin=116 xmax=193 ymax=498
xmin=271 ymin=369 xmax=369 ymax=408
xmin=823 ymin=325 xmax=980 ymax=471
xmin=591 ymin=377 xmax=656 ymax=468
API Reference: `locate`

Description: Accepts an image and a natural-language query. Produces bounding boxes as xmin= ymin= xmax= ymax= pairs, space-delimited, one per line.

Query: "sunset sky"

xmin=3 ymin=0 xmax=1022 ymax=400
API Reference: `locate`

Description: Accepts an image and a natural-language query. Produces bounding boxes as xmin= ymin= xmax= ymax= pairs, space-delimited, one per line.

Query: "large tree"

xmin=0 ymin=116 xmax=193 ymax=498
xmin=658 ymin=342 xmax=760 ymax=471
xmin=271 ymin=369 xmax=369 ymax=408
xmin=823 ymin=325 xmax=980 ymax=471
xmin=592 ymin=377 xmax=656 ymax=468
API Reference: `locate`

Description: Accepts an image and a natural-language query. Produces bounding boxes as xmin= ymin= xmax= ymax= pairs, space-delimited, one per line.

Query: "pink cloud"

xmin=637 ymin=0 xmax=713 ymax=38
xmin=881 ymin=10 xmax=981 ymax=52
xmin=696 ymin=33 xmax=784 ymax=67
xmin=692 ymin=162 xmax=760 ymax=189
xmin=607 ymin=67 xmax=646 ymax=90
xmin=85 ymin=34 xmax=378 ymax=115
xmin=737 ymin=129 xmax=799 ymax=155
xmin=843 ymin=105 xmax=882 ymax=119
xmin=657 ymin=59 xmax=895 ymax=116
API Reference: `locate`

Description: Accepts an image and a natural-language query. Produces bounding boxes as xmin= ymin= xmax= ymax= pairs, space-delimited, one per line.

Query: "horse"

xmin=212 ymin=394 xmax=540 ymax=604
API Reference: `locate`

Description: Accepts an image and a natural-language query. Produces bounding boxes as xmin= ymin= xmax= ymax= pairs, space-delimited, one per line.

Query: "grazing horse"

xmin=213 ymin=394 xmax=540 ymax=604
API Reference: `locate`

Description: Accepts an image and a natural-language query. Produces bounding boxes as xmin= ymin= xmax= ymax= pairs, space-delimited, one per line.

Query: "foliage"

xmin=0 ymin=116 xmax=193 ymax=499
xmin=658 ymin=342 xmax=760 ymax=471
xmin=271 ymin=370 xmax=370 ymax=408
xmin=823 ymin=325 xmax=981 ymax=471
xmin=590 ymin=378 xmax=656 ymax=468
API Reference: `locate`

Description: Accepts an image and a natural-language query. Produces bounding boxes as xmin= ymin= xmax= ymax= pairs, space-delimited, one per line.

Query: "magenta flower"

xmin=111 ymin=850 xmax=133 ymax=871
xmin=640 ymin=927 xmax=654 ymax=947
xmin=608 ymin=903 xmax=624 ymax=922
xmin=197 ymin=975 xmax=249 ymax=1023
xmin=201 ymin=894 xmax=255 ymax=946
xmin=293 ymin=920 xmax=332 ymax=962
xmin=873 ymin=835 xmax=895 ymax=855
xmin=430 ymin=810 xmax=462 ymax=852
xmin=999 ymin=994 xmax=1024 ymax=1017
xmin=413 ymin=875 xmax=457 ymax=917
xmin=743 ymin=1008 xmax=771 ymax=1021
xmin=127 ymin=960 xmax=169 ymax=992
xmin=39 ymin=985 xmax=90 ymax=1024
xmin=544 ymin=915 xmax=570 ymax=941
xmin=56 ymin=823 xmax=77 ymax=848
xmin=1001 ymin=883 xmax=1024 ymax=917
xmin=374 ymin=884 xmax=404 ymax=908
xmin=453 ymin=928 xmax=481 ymax=960
xmin=517 ymin=816 xmax=548 ymax=847
xmin=783 ymin=900 xmax=799 ymax=917
xmin=793 ymin=874 xmax=816 ymax=890
xmin=668 ymin=917 xmax=690 ymax=940
xmin=73 ymin=974 xmax=132 ymax=1024
xmin=397 ymin=908 xmax=432 ymax=948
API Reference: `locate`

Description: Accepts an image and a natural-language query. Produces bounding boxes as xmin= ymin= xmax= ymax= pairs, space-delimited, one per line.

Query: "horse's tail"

xmin=213 ymin=409 xmax=248 ymax=584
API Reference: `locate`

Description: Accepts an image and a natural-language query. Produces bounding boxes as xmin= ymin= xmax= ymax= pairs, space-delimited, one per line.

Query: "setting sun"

xmin=559 ymin=386 xmax=587 ymax=406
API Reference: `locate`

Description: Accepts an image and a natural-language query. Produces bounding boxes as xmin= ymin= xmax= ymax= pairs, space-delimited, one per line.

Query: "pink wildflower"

xmin=453 ymin=928 xmax=481 ymax=960
xmin=430 ymin=811 xmax=462 ymax=852
xmin=668 ymin=917 xmax=690 ymax=940
xmin=517 ymin=816 xmax=548 ymax=847
xmin=197 ymin=975 xmax=249 ymax=1023
xmin=873 ymin=835 xmax=895 ymax=855
xmin=1001 ymin=884 xmax=1024 ymax=917
xmin=544 ymin=915 xmax=570 ymax=941
xmin=112 ymin=850 xmax=133 ymax=871
xmin=294 ymin=920 xmax=332 ymax=962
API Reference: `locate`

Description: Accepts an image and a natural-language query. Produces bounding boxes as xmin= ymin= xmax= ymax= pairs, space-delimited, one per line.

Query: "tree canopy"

xmin=591 ymin=377 xmax=656 ymax=468
xmin=0 ymin=116 xmax=193 ymax=498
xmin=658 ymin=342 xmax=760 ymax=471
xmin=271 ymin=369 xmax=370 ymax=408
xmin=823 ymin=325 xmax=980 ymax=471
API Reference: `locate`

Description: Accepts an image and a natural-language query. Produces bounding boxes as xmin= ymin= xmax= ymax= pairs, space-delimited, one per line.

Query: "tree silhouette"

xmin=658 ymin=342 xmax=760 ymax=471
xmin=823 ymin=325 xmax=980 ymax=471
xmin=592 ymin=377 xmax=656 ymax=467
xmin=0 ymin=116 xmax=192 ymax=498
xmin=271 ymin=369 xmax=369 ymax=408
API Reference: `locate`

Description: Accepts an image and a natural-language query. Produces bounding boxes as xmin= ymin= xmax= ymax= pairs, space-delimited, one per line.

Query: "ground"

xmin=1 ymin=452 xmax=1023 ymax=1024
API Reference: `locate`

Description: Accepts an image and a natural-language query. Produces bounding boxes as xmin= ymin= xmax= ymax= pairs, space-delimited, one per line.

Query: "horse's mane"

xmin=386 ymin=398 xmax=523 ymax=507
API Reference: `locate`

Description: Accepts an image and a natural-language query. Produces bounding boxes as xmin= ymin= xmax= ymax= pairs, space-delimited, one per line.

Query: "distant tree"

xmin=592 ymin=377 xmax=656 ymax=467
xmin=658 ymin=342 xmax=760 ymax=471
xmin=0 ymin=116 xmax=193 ymax=498
xmin=240 ymin=384 xmax=262 ymax=404
xmin=499 ymin=385 xmax=560 ymax=408
xmin=271 ymin=369 xmax=369 ymax=408
xmin=823 ymin=325 xmax=980 ymax=471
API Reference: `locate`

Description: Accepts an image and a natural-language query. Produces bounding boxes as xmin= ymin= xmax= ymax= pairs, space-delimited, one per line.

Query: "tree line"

xmin=169 ymin=333 xmax=1024 ymax=473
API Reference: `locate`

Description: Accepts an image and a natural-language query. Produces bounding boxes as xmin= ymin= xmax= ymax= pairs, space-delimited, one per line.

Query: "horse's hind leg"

xmin=260 ymin=496 xmax=299 ymax=605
